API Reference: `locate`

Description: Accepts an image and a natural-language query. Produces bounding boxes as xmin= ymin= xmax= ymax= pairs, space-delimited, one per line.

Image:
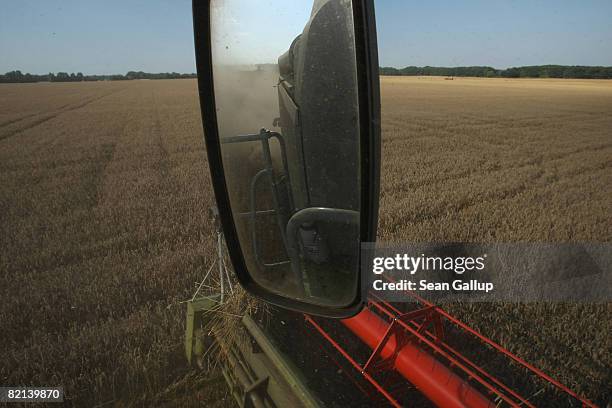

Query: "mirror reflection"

xmin=210 ymin=0 xmax=361 ymax=306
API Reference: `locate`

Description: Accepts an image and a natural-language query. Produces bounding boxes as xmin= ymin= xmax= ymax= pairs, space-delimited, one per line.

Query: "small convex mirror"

xmin=195 ymin=0 xmax=380 ymax=316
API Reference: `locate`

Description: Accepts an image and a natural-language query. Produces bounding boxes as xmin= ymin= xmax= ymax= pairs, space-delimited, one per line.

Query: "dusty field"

xmin=0 ymin=77 xmax=610 ymax=406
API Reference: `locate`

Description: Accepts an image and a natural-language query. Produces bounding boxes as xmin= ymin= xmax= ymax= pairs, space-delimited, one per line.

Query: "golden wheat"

xmin=0 ymin=77 xmax=610 ymax=405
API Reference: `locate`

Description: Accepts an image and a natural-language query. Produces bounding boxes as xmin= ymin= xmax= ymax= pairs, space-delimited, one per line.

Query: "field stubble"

xmin=0 ymin=77 xmax=610 ymax=406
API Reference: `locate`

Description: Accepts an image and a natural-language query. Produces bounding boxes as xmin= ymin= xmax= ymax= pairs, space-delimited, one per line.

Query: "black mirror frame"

xmin=192 ymin=0 xmax=380 ymax=318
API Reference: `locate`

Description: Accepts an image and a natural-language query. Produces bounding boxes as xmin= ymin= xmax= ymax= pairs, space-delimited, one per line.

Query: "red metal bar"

xmin=371 ymin=297 xmax=535 ymax=408
xmin=385 ymin=281 xmax=598 ymax=408
xmin=303 ymin=279 xmax=597 ymax=407
xmin=304 ymin=315 xmax=403 ymax=408
xmin=342 ymin=308 xmax=495 ymax=408
xmin=366 ymin=301 xmax=522 ymax=407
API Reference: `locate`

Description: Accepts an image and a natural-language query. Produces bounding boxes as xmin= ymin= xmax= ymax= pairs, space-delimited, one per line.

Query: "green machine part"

xmin=185 ymin=296 xmax=321 ymax=408
xmin=184 ymin=296 xmax=220 ymax=365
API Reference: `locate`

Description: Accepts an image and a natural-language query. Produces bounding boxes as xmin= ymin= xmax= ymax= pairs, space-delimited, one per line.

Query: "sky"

xmin=1 ymin=0 xmax=611 ymax=75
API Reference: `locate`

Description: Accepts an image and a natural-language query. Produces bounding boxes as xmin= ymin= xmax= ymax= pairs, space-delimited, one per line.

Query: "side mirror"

xmin=192 ymin=0 xmax=380 ymax=317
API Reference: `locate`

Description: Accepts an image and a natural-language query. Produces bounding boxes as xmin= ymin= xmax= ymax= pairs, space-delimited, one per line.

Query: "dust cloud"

xmin=212 ymin=64 xmax=282 ymax=213
xmin=212 ymin=65 xmax=295 ymax=291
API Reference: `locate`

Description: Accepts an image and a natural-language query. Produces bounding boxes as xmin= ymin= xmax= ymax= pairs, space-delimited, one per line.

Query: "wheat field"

xmin=0 ymin=77 xmax=610 ymax=406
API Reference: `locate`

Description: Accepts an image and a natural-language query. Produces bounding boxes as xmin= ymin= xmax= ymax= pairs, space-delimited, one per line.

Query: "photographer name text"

xmin=371 ymin=254 xmax=494 ymax=293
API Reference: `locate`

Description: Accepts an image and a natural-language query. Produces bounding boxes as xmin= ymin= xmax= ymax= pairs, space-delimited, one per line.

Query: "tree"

xmin=55 ymin=72 xmax=69 ymax=82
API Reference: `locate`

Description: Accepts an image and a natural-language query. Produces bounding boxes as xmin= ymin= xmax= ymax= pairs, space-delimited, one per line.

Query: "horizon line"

xmin=3 ymin=63 xmax=612 ymax=77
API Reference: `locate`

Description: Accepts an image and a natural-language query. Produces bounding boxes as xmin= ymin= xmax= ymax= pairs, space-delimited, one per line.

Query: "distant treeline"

xmin=0 ymin=70 xmax=197 ymax=83
xmin=4 ymin=65 xmax=612 ymax=83
xmin=379 ymin=65 xmax=612 ymax=79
